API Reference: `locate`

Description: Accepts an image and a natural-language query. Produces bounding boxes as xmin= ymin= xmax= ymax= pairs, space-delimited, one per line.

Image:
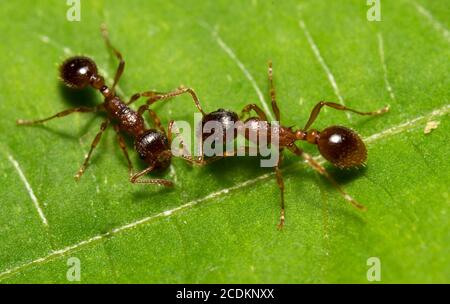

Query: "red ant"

xmin=146 ymin=62 xmax=389 ymax=228
xmin=16 ymin=27 xmax=200 ymax=186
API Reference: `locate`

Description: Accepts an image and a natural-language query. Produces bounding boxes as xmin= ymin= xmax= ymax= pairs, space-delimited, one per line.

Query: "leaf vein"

xmin=7 ymin=154 xmax=48 ymax=227
xmin=202 ymin=22 xmax=275 ymax=121
xmin=377 ymin=32 xmax=396 ymax=101
xmin=299 ymin=18 xmax=351 ymax=121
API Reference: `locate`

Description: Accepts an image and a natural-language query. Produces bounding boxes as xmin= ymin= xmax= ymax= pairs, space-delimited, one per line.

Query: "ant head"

xmin=60 ymin=56 xmax=98 ymax=89
xmin=317 ymin=126 xmax=367 ymax=168
xmin=135 ymin=129 xmax=171 ymax=169
xmin=201 ymin=109 xmax=239 ymax=142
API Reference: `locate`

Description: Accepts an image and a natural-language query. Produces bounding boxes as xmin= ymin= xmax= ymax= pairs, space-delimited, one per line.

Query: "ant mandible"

xmin=16 ymin=26 xmax=199 ymax=186
xmin=145 ymin=62 xmax=389 ymax=228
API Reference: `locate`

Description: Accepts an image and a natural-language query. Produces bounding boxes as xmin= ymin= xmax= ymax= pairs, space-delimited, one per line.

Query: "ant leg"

xmin=178 ymin=147 xmax=258 ymax=166
xmin=168 ymin=120 xmax=257 ymax=166
xmin=178 ymin=155 xmax=220 ymax=166
xmin=268 ymin=60 xmax=281 ymax=122
xmin=75 ymin=119 xmax=110 ymax=181
xmin=167 ymin=120 xmax=176 ymax=143
xmin=146 ymin=86 xmax=206 ymax=115
xmin=274 ymin=151 xmax=286 ymax=229
xmin=137 ymin=105 xmax=165 ymax=133
xmin=167 ymin=120 xmax=193 ymax=159
xmin=167 ymin=120 xmax=212 ymax=166
xmin=112 ymin=124 xmax=133 ymax=178
xmin=101 ymin=24 xmax=124 ymax=91
xmin=127 ymin=91 xmax=167 ymax=106
xmin=288 ymin=145 xmax=366 ymax=211
xmin=147 ymin=109 xmax=165 ymax=133
xmin=16 ymin=106 xmax=98 ymax=125
xmin=191 ymin=146 xmax=258 ymax=164
xmin=222 ymin=146 xmax=258 ymax=157
xmin=129 ymin=159 xmax=173 ymax=187
xmin=240 ymin=104 xmax=268 ymax=121
xmin=303 ymin=101 xmax=389 ymax=131
xmin=128 ymin=87 xmax=206 ymax=115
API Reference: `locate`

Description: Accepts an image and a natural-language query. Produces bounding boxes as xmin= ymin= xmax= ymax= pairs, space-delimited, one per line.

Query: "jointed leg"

xmin=127 ymin=87 xmax=205 ymax=116
xmin=288 ymin=145 xmax=366 ymax=211
xmin=75 ymin=119 xmax=110 ymax=180
xmin=240 ymin=104 xmax=268 ymax=121
xmin=179 ymin=155 xmax=220 ymax=166
xmin=221 ymin=146 xmax=259 ymax=157
xmin=127 ymin=91 xmax=167 ymax=106
xmin=275 ymin=150 xmax=285 ymax=229
xmin=129 ymin=161 xmax=173 ymax=187
xmin=189 ymin=144 xmax=259 ymax=165
xmin=138 ymin=105 xmax=165 ymax=133
xmin=16 ymin=106 xmax=98 ymax=125
xmin=169 ymin=116 xmax=258 ymax=166
xmin=167 ymin=119 xmax=210 ymax=166
xmin=268 ymin=60 xmax=281 ymax=122
xmin=101 ymin=24 xmax=124 ymax=91
xmin=146 ymin=86 xmax=205 ymax=115
xmin=167 ymin=120 xmax=192 ymax=159
xmin=113 ymin=124 xmax=133 ymax=178
xmin=177 ymin=146 xmax=259 ymax=166
xmin=303 ymin=101 xmax=389 ymax=131
xmin=167 ymin=120 xmax=176 ymax=143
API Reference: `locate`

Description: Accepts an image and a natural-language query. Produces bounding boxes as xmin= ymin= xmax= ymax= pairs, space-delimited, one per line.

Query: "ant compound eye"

xmin=317 ymin=126 xmax=367 ymax=168
xmin=60 ymin=56 xmax=97 ymax=89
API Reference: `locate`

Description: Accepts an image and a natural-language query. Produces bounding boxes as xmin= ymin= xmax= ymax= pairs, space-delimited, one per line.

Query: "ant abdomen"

xmin=135 ymin=129 xmax=171 ymax=170
xmin=201 ymin=109 xmax=239 ymax=143
xmin=60 ymin=56 xmax=98 ymax=89
xmin=317 ymin=126 xmax=367 ymax=168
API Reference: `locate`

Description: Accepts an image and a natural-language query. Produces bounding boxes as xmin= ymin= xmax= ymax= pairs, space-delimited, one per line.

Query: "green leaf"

xmin=0 ymin=0 xmax=448 ymax=283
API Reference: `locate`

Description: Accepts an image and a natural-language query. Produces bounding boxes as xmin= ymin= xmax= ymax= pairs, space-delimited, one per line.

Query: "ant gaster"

xmin=146 ymin=62 xmax=389 ymax=228
xmin=17 ymin=26 xmax=199 ymax=186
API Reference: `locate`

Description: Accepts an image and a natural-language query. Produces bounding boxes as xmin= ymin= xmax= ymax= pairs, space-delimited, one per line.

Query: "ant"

xmin=16 ymin=26 xmax=201 ymax=186
xmin=145 ymin=62 xmax=389 ymax=228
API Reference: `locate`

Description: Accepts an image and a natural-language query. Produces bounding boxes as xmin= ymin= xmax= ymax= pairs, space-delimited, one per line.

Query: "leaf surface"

xmin=0 ymin=0 xmax=448 ymax=283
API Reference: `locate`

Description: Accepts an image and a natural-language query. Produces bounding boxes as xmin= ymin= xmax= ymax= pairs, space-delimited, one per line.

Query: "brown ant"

xmin=145 ymin=62 xmax=389 ymax=228
xmin=16 ymin=27 xmax=199 ymax=186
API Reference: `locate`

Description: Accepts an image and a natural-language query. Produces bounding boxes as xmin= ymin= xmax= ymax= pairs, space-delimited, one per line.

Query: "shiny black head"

xmin=60 ymin=56 xmax=98 ymax=89
xmin=201 ymin=109 xmax=239 ymax=143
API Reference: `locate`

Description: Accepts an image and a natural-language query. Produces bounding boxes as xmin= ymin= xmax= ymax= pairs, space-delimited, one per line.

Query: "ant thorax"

xmin=104 ymin=97 xmax=145 ymax=137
